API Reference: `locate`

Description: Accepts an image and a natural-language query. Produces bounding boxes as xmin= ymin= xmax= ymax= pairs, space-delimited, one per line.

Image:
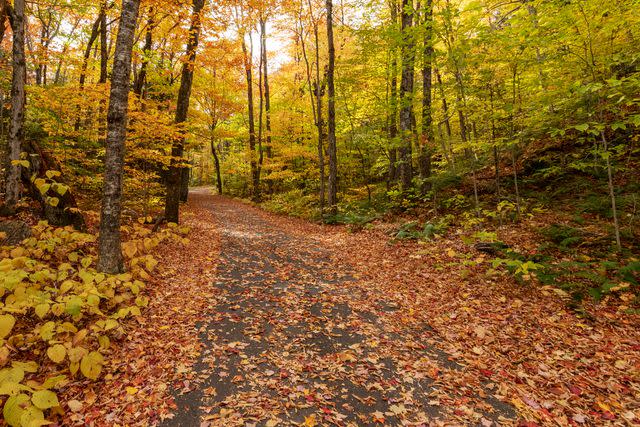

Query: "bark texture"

xmin=398 ymin=0 xmax=415 ymax=191
xmin=4 ymin=0 xmax=26 ymax=211
xmin=97 ymin=0 xmax=141 ymax=274
xmin=387 ymin=0 xmax=399 ymax=184
xmin=165 ymin=0 xmax=206 ymax=222
xmin=326 ymin=0 xmax=338 ymax=214
xmin=418 ymin=0 xmax=434 ymax=193
xmin=241 ymin=31 xmax=261 ymax=202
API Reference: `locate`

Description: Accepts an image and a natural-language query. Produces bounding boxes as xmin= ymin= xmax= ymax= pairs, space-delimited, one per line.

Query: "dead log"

xmin=21 ymin=139 xmax=86 ymax=230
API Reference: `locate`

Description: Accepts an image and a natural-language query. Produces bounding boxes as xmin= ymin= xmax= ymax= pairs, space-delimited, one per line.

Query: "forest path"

xmin=163 ymin=189 xmax=514 ymax=426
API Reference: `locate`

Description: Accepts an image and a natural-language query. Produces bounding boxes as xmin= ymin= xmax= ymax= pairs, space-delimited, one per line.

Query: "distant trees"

xmin=1 ymin=0 xmax=638 ymax=256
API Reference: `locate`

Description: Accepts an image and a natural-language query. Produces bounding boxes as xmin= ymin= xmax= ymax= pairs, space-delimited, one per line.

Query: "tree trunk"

xmin=241 ymin=31 xmax=261 ymax=202
xmin=99 ymin=2 xmax=108 ymax=84
xmin=387 ymin=0 xmax=399 ymax=184
xmin=164 ymin=0 xmax=205 ymax=222
xmin=74 ymin=14 xmax=102 ymax=132
xmin=326 ymin=0 xmax=338 ymax=214
xmin=257 ymin=21 xmax=264 ymax=171
xmin=97 ymin=0 xmax=141 ymax=274
xmin=133 ymin=9 xmax=154 ymax=97
xmin=418 ymin=0 xmax=434 ymax=194
xmin=602 ymin=130 xmax=622 ymax=251
xmin=298 ymin=9 xmax=325 ymax=212
xmin=97 ymin=1 xmax=108 ymax=146
xmin=4 ymin=0 xmax=26 ymax=212
xmin=261 ymin=18 xmax=273 ymax=161
xmin=210 ymin=137 xmax=223 ymax=194
xmin=398 ymin=0 xmax=415 ymax=191
xmin=180 ymin=164 xmax=190 ymax=202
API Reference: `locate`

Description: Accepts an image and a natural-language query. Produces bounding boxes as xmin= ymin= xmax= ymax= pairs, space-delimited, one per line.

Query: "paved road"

xmin=164 ymin=193 xmax=514 ymax=426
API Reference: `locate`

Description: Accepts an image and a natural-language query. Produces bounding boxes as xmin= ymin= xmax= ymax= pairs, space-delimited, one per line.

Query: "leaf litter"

xmin=56 ymin=191 xmax=639 ymax=426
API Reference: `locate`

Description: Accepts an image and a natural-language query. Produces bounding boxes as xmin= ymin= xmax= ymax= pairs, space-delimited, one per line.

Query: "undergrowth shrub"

xmin=261 ymin=189 xmax=317 ymax=219
xmin=0 ymin=221 xmax=189 ymax=426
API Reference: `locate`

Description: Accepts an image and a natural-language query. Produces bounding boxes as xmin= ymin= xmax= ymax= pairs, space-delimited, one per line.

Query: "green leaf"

xmin=80 ymin=352 xmax=104 ymax=380
xmin=0 ymin=314 xmax=16 ymax=339
xmin=31 ymin=390 xmax=59 ymax=409
xmin=65 ymin=296 xmax=83 ymax=316
xmin=574 ymin=123 xmax=589 ymax=132
xmin=47 ymin=197 xmax=60 ymax=208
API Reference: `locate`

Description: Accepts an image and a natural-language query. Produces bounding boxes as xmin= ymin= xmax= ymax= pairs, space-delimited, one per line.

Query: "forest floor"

xmin=73 ymin=189 xmax=639 ymax=426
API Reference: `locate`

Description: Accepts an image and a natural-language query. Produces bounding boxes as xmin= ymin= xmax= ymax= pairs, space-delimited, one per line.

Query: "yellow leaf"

xmin=35 ymin=304 xmax=49 ymax=319
xmin=31 ymin=390 xmax=59 ymax=409
xmin=80 ymin=351 xmax=104 ymax=380
xmin=67 ymin=347 xmax=86 ymax=363
xmin=3 ymin=393 xmax=30 ymax=426
xmin=47 ymin=345 xmax=66 ymax=364
xmin=125 ymin=386 xmax=138 ymax=395
xmin=304 ymin=415 xmax=317 ymax=427
xmin=0 ymin=314 xmax=16 ymax=339
xmin=123 ymin=242 xmax=137 ymax=259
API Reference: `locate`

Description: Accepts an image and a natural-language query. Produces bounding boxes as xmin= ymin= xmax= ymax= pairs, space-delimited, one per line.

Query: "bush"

xmin=0 ymin=221 xmax=188 ymax=425
xmin=541 ymin=224 xmax=585 ymax=248
xmin=261 ymin=189 xmax=318 ymax=219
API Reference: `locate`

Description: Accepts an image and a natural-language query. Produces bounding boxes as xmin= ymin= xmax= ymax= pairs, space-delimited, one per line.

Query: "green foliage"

xmin=0 ymin=221 xmax=189 ymax=424
xmin=393 ymin=218 xmax=449 ymax=241
xmin=261 ymin=189 xmax=318 ymax=219
xmin=492 ymin=257 xmax=543 ymax=282
xmin=541 ymin=224 xmax=585 ymax=249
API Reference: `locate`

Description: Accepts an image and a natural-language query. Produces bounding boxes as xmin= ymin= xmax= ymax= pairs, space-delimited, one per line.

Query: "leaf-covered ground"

xmin=70 ymin=190 xmax=639 ymax=426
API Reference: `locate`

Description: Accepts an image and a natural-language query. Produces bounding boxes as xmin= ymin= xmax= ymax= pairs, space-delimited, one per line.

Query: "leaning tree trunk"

xmin=165 ymin=0 xmax=205 ymax=223
xmin=3 ymin=0 xmax=26 ymax=212
xmin=97 ymin=0 xmax=141 ymax=274
xmin=312 ymin=15 xmax=325 ymax=212
xmin=398 ymin=0 xmax=415 ymax=192
xmin=133 ymin=8 xmax=154 ymax=97
xmin=74 ymin=13 xmax=101 ymax=132
xmin=97 ymin=1 xmax=108 ymax=146
xmin=326 ymin=0 xmax=338 ymax=214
